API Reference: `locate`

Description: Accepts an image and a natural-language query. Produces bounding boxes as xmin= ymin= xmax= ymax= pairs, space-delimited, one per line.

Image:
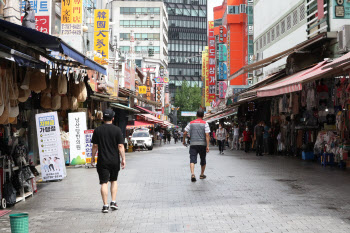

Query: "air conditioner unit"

xmin=338 ymin=25 xmax=350 ymax=53
xmin=136 ymin=14 xmax=140 ymax=18
xmin=150 ymin=14 xmax=155 ymax=18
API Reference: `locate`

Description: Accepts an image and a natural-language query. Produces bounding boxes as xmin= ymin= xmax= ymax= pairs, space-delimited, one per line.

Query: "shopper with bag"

xmin=216 ymin=123 xmax=227 ymax=155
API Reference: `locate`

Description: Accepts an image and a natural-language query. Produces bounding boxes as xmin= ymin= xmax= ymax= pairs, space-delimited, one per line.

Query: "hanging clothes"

xmin=292 ymin=93 xmax=299 ymax=114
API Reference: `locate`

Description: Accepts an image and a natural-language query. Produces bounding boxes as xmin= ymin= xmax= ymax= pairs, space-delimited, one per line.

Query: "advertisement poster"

xmin=208 ymin=21 xmax=216 ymax=103
xmin=35 ymin=112 xmax=66 ymax=181
xmin=94 ymin=9 xmax=109 ymax=65
xmin=202 ymin=46 xmax=210 ymax=107
xmin=69 ymin=112 xmax=87 ymax=165
xmin=21 ymin=0 xmax=51 ymax=34
xmin=84 ymin=130 xmax=97 ymax=164
xmin=218 ymin=62 xmax=228 ymax=80
xmin=219 ymin=81 xmax=228 ymax=99
xmin=61 ymin=0 xmax=82 ymax=35
xmin=333 ymin=0 xmax=350 ymax=18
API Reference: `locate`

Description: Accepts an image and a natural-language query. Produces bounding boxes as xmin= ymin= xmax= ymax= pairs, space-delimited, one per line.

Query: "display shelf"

xmin=15 ymin=191 xmax=33 ymax=203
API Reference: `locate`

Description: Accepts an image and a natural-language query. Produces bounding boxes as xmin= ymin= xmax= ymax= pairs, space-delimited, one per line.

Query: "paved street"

xmin=2 ymin=143 xmax=350 ymax=232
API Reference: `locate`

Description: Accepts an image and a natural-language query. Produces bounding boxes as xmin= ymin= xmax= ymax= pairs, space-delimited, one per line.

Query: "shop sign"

xmin=208 ymin=21 xmax=216 ymax=104
xmin=141 ymin=67 xmax=156 ymax=72
xmin=181 ymin=111 xmax=197 ymax=117
xmin=94 ymin=9 xmax=109 ymax=65
xmin=146 ymin=75 xmax=151 ymax=100
xmin=68 ymin=112 xmax=87 ymax=165
xmin=218 ymin=81 xmax=228 ymax=99
xmin=84 ymin=130 xmax=97 ymax=164
xmin=333 ymin=0 xmax=350 ymax=18
xmin=219 ymin=26 xmax=227 ymax=43
xmin=130 ymin=63 xmax=135 ymax=91
xmin=139 ymin=86 xmax=147 ymax=94
xmin=21 ymin=0 xmax=51 ymax=34
xmin=203 ymin=46 xmax=210 ymax=107
xmin=218 ymin=44 xmax=227 ymax=62
xmin=35 ymin=112 xmax=66 ymax=181
xmin=156 ymin=84 xmax=162 ymax=104
xmin=61 ymin=0 xmax=82 ymax=35
xmin=155 ymin=77 xmax=169 ymax=84
xmin=227 ymin=30 xmax=230 ymax=76
xmin=111 ymin=79 xmax=119 ymax=97
xmin=124 ymin=62 xmax=131 ymax=89
xmin=218 ymin=62 xmax=228 ymax=80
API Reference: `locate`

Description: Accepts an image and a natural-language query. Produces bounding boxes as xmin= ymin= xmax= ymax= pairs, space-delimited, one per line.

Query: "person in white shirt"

xmin=216 ymin=123 xmax=227 ymax=155
xmin=232 ymin=124 xmax=240 ymax=150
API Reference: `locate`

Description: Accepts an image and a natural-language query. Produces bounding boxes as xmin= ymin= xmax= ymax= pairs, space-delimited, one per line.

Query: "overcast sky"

xmin=208 ymin=0 xmax=219 ymax=21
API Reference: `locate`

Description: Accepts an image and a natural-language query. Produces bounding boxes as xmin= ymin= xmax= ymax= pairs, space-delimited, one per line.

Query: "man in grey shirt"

xmin=183 ymin=109 xmax=210 ymax=182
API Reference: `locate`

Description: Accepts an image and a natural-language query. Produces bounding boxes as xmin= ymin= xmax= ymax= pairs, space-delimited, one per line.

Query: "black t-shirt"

xmin=91 ymin=124 xmax=124 ymax=168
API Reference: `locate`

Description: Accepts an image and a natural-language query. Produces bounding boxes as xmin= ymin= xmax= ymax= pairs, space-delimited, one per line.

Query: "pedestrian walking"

xmin=167 ymin=132 xmax=171 ymax=144
xmin=174 ymin=131 xmax=178 ymax=144
xmin=216 ymin=123 xmax=227 ymax=155
xmin=263 ymin=122 xmax=270 ymax=155
xmin=232 ymin=124 xmax=240 ymax=150
xmin=159 ymin=131 xmax=163 ymax=145
xmin=183 ymin=109 xmax=210 ymax=182
xmin=254 ymin=121 xmax=265 ymax=156
xmin=242 ymin=127 xmax=252 ymax=153
xmin=91 ymin=109 xmax=126 ymax=213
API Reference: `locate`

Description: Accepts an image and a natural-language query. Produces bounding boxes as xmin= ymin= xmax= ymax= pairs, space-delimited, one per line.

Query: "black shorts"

xmin=189 ymin=145 xmax=207 ymax=165
xmin=97 ymin=164 xmax=120 ymax=184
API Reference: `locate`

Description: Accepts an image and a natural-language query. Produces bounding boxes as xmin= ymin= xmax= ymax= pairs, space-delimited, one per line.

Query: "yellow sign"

xmin=112 ymin=79 xmax=119 ymax=97
xmin=94 ymin=10 xmax=109 ymax=31
xmin=203 ymin=46 xmax=210 ymax=107
xmin=61 ymin=0 xmax=82 ymax=35
xmin=139 ymin=86 xmax=147 ymax=94
xmin=94 ymin=10 xmax=109 ymax=65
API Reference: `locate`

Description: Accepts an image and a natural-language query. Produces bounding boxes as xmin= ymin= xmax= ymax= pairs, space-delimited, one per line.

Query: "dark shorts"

xmin=189 ymin=145 xmax=207 ymax=165
xmin=97 ymin=164 xmax=120 ymax=184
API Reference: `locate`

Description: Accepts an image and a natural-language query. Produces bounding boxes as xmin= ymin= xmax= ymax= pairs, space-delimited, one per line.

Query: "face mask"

xmin=246 ymin=128 xmax=249 ymax=131
xmin=219 ymin=126 xmax=222 ymax=129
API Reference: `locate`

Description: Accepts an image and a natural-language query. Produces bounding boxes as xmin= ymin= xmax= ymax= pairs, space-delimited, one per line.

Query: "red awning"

xmin=126 ymin=121 xmax=154 ymax=130
xmin=139 ymin=114 xmax=163 ymax=123
xmin=134 ymin=105 xmax=157 ymax=115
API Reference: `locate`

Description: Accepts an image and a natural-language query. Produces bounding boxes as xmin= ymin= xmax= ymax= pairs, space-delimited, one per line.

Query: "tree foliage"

xmin=174 ymin=81 xmax=202 ymax=126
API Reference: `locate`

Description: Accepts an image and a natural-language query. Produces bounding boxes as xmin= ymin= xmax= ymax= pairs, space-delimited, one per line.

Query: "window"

xmin=267 ymin=31 xmax=270 ymax=44
xmin=276 ymin=24 xmax=280 ymax=38
xmin=240 ymin=4 xmax=246 ymax=14
xmin=227 ymin=6 xmax=239 ymax=14
xmin=263 ymin=34 xmax=266 ymax=47
xmin=259 ymin=37 xmax=263 ymax=48
xmin=120 ymin=46 xmax=130 ymax=52
xmin=293 ymin=9 xmax=298 ymax=26
xmin=300 ymin=4 xmax=305 ymax=21
xmin=281 ymin=20 xmax=285 ymax=34
xmin=120 ymin=33 xmax=130 ymax=40
xmin=287 ymin=15 xmax=291 ymax=30
xmin=271 ymin=28 xmax=275 ymax=41
xmin=214 ymin=18 xmax=222 ymax=27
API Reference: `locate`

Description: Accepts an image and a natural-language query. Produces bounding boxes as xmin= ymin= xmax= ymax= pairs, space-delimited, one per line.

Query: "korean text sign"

xmin=68 ymin=112 xmax=87 ymax=165
xmin=202 ymin=46 xmax=210 ymax=107
xmin=35 ymin=112 xmax=66 ymax=181
xmin=21 ymin=0 xmax=51 ymax=34
xmin=61 ymin=0 xmax=82 ymax=35
xmin=84 ymin=130 xmax=97 ymax=164
xmin=208 ymin=21 xmax=216 ymax=103
xmin=94 ymin=9 xmax=109 ymax=65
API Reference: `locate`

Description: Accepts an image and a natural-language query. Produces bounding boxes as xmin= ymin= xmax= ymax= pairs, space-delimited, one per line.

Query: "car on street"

xmin=130 ymin=129 xmax=153 ymax=150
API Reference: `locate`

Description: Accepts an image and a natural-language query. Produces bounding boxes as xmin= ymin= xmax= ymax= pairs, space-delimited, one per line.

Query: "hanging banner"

xmin=202 ymin=46 xmax=210 ymax=107
xmin=208 ymin=21 xmax=216 ymax=103
xmin=61 ymin=0 xmax=82 ymax=35
xmin=146 ymin=74 xmax=151 ymax=100
xmin=156 ymin=84 xmax=162 ymax=104
xmin=219 ymin=25 xmax=227 ymax=43
xmin=219 ymin=81 xmax=228 ymax=99
xmin=21 ymin=0 xmax=52 ymax=34
xmin=130 ymin=63 xmax=135 ymax=91
xmin=84 ymin=130 xmax=97 ymax=164
xmin=124 ymin=63 xmax=131 ymax=89
xmin=218 ymin=44 xmax=228 ymax=62
xmin=69 ymin=112 xmax=87 ymax=165
xmin=94 ymin=9 xmax=109 ymax=65
xmin=218 ymin=62 xmax=228 ymax=80
xmin=35 ymin=112 xmax=65 ymax=181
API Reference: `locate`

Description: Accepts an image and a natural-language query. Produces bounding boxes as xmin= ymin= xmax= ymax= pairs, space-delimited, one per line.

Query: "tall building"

xmin=110 ymin=0 xmax=169 ymax=81
xmin=164 ymin=0 xmax=207 ymax=101
xmin=213 ymin=0 xmax=251 ymax=93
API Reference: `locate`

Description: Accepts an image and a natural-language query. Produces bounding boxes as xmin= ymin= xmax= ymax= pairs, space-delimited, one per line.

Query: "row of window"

xmin=169 ymin=55 xmax=202 ymax=64
xmin=120 ymin=33 xmax=160 ymax=41
xmin=168 ymin=43 xmax=204 ymax=53
xmin=227 ymin=4 xmax=246 ymax=15
xmin=169 ymin=19 xmax=206 ymax=29
xmin=167 ymin=7 xmax=206 ymax=17
xmin=256 ymin=4 xmax=305 ymax=51
xmin=120 ymin=20 xmax=160 ymax=28
xmin=120 ymin=46 xmax=160 ymax=53
xmin=120 ymin=7 xmax=160 ymax=15
xmin=166 ymin=0 xmax=206 ymax=5
xmin=169 ymin=32 xmax=207 ymax=41
xmin=169 ymin=67 xmax=201 ymax=76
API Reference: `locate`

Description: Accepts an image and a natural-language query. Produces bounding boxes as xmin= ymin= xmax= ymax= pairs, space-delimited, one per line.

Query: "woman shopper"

xmin=243 ymin=127 xmax=252 ymax=153
xmin=232 ymin=124 xmax=240 ymax=150
xmin=216 ymin=123 xmax=227 ymax=155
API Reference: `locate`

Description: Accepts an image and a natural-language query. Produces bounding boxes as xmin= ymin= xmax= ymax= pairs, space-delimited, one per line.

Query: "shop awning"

xmin=110 ymin=103 xmax=140 ymax=113
xmin=0 ymin=19 xmax=107 ymax=75
xmin=126 ymin=121 xmax=154 ymax=129
xmin=134 ymin=105 xmax=157 ymax=115
xmin=228 ymin=32 xmax=328 ymax=81
xmin=256 ymin=52 xmax=350 ymax=97
xmin=139 ymin=114 xmax=163 ymax=124
xmin=205 ymin=108 xmax=237 ymax=123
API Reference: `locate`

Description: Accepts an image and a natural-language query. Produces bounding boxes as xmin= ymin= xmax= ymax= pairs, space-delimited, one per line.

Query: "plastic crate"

xmin=302 ymin=151 xmax=314 ymax=160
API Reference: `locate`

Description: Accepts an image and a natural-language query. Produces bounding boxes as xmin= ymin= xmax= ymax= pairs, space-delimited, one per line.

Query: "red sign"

xmin=219 ymin=26 xmax=227 ymax=44
xmin=208 ymin=21 xmax=216 ymax=103
xmin=21 ymin=16 xmax=50 ymax=34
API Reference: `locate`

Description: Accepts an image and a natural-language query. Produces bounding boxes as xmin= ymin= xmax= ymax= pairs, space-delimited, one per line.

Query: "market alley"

xmin=2 ymin=143 xmax=350 ymax=233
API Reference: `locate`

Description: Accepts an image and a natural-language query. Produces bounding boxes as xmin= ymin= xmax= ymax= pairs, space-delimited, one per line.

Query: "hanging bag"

xmin=21 ymin=68 xmax=32 ymax=90
xmin=77 ymin=79 xmax=87 ymax=102
xmin=9 ymin=100 xmax=19 ymax=118
xmin=51 ymin=95 xmax=61 ymax=110
xmin=61 ymin=95 xmax=69 ymax=110
xmin=29 ymin=70 xmax=47 ymax=92
xmin=58 ymin=72 xmax=67 ymax=95
xmin=40 ymin=92 xmax=52 ymax=109
xmin=18 ymin=89 xmax=31 ymax=102
xmin=8 ymin=65 xmax=19 ymax=100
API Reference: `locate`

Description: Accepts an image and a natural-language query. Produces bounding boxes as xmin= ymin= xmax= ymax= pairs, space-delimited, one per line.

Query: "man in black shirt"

xmin=91 ymin=109 xmax=126 ymax=213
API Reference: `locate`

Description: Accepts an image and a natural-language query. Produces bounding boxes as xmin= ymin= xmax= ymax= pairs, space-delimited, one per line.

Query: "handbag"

xmin=77 ymin=80 xmax=87 ymax=102
xmin=40 ymin=92 xmax=52 ymax=109
xmin=18 ymin=89 xmax=31 ymax=102
xmin=61 ymin=95 xmax=69 ymax=110
xmin=29 ymin=70 xmax=47 ymax=92
xmin=51 ymin=95 xmax=61 ymax=110
xmin=58 ymin=72 xmax=67 ymax=95
xmin=51 ymin=69 xmax=59 ymax=96
xmin=9 ymin=100 xmax=19 ymax=118
xmin=23 ymin=166 xmax=35 ymax=181
xmin=3 ymin=179 xmax=17 ymax=205
xmin=20 ymin=68 xmax=31 ymax=90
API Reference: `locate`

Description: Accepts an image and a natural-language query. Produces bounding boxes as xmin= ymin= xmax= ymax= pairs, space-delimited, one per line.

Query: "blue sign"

xmin=218 ymin=44 xmax=227 ymax=62
xmin=218 ymin=62 xmax=227 ymax=80
xmin=333 ymin=0 xmax=350 ymax=19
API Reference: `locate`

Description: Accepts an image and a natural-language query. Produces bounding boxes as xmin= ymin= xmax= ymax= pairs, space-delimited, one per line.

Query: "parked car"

xmin=130 ymin=129 xmax=153 ymax=150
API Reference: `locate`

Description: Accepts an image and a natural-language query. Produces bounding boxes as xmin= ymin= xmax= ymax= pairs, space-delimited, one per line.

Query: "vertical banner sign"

xmin=208 ymin=21 xmax=216 ymax=103
xmin=218 ymin=44 xmax=228 ymax=62
xmin=227 ymin=30 xmax=230 ymax=75
xmin=219 ymin=81 xmax=228 ymax=99
xmin=156 ymin=84 xmax=162 ymax=104
xmin=203 ymin=46 xmax=210 ymax=107
xmin=21 ymin=0 xmax=52 ymax=34
xmin=219 ymin=26 xmax=227 ymax=43
xmin=61 ymin=0 xmax=82 ymax=35
xmin=84 ymin=130 xmax=97 ymax=164
xmin=35 ymin=112 xmax=65 ymax=181
xmin=68 ymin=112 xmax=87 ymax=165
xmin=218 ymin=62 xmax=228 ymax=80
xmin=94 ymin=10 xmax=109 ymax=65
xmin=124 ymin=63 xmax=131 ymax=89
xmin=146 ymin=74 xmax=151 ymax=100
